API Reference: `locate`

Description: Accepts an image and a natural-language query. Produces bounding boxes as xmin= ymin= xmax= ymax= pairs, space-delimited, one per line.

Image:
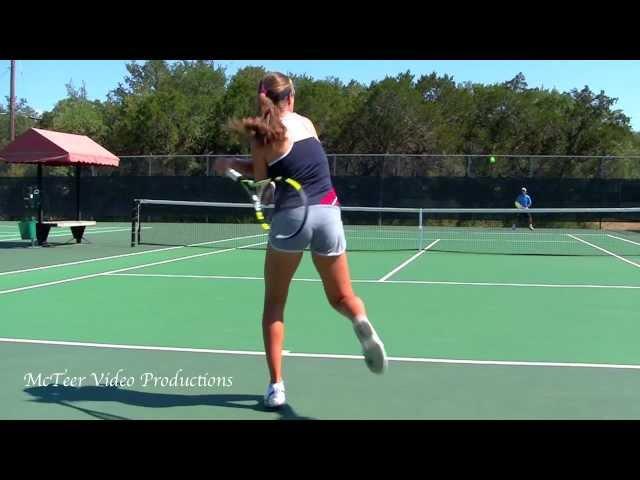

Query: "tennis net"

xmin=131 ymin=199 xmax=640 ymax=256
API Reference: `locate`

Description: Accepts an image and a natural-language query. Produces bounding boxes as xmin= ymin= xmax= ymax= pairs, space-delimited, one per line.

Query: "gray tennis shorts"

xmin=268 ymin=205 xmax=346 ymax=256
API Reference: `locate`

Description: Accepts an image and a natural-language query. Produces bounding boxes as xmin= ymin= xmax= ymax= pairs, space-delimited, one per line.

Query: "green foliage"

xmin=340 ymin=72 xmax=430 ymax=154
xmin=39 ymin=82 xmax=108 ymax=143
xmin=291 ymin=74 xmax=365 ymax=152
xmin=105 ymin=60 xmax=227 ymax=157
xmin=219 ymin=66 xmax=267 ymax=154
xmin=0 ymin=98 xmax=40 ymax=176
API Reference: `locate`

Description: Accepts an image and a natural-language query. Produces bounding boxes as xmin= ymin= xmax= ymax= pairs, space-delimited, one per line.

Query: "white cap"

xmin=521 ymin=187 xmax=527 ymax=192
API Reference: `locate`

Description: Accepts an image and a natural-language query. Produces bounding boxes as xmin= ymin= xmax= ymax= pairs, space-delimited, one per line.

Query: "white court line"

xmin=381 ymin=279 xmax=640 ymax=289
xmin=378 ymin=239 xmax=440 ymax=282
xmin=342 ymin=235 xmax=581 ymax=244
xmin=0 ymin=337 xmax=265 ymax=356
xmin=345 ymin=229 xmax=606 ymax=237
xmin=1 ymin=336 xmax=640 ymax=371
xmin=607 ymin=234 xmax=640 ymax=247
xmin=105 ymin=273 xmax=640 ymax=289
xmin=0 ymin=233 xmax=265 ymax=277
xmin=568 ymin=234 xmax=640 ymax=269
xmin=0 ymin=241 xmax=266 ymax=296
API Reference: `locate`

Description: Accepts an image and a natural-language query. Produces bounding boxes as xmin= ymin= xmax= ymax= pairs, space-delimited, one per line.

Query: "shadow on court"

xmin=24 ymin=385 xmax=313 ymax=420
xmin=0 ymin=241 xmax=38 ymax=249
xmin=0 ymin=241 xmax=81 ymax=249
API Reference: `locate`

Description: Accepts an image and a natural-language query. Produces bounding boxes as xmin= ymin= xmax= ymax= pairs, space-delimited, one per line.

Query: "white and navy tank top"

xmin=267 ymin=112 xmax=339 ymax=210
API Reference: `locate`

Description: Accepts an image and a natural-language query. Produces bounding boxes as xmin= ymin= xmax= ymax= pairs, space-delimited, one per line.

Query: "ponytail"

xmin=229 ymin=73 xmax=293 ymax=145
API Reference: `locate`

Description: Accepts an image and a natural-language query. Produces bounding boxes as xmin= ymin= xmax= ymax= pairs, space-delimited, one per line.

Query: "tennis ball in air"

xmin=489 ymin=156 xmax=496 ymax=164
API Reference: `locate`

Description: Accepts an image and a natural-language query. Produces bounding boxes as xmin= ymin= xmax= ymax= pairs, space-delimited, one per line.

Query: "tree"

xmin=290 ymin=75 xmax=366 ymax=153
xmin=0 ymin=98 xmax=40 ymax=147
xmin=105 ymin=61 xmax=227 ymax=163
xmin=562 ymin=87 xmax=631 ymax=156
xmin=0 ymin=98 xmax=40 ymax=176
xmin=39 ymin=82 xmax=108 ymax=144
xmin=339 ymin=72 xmax=431 ymax=156
xmin=416 ymin=72 xmax=473 ymax=155
xmin=218 ymin=66 xmax=267 ymax=153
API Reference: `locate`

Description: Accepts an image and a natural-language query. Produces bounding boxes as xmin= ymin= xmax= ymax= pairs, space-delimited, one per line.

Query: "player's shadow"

xmin=24 ymin=385 xmax=313 ymax=420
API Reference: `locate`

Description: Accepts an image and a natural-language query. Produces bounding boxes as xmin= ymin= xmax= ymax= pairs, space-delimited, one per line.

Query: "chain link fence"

xmin=2 ymin=154 xmax=640 ymax=220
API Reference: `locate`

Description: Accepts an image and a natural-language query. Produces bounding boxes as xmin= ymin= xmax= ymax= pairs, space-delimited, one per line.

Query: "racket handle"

xmin=225 ymin=168 xmax=243 ymax=182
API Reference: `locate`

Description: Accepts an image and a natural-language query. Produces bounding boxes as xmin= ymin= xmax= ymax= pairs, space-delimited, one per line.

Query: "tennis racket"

xmin=225 ymin=168 xmax=308 ymax=240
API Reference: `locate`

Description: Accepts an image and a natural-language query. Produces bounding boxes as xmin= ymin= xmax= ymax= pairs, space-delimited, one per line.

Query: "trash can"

xmin=20 ymin=186 xmax=41 ymax=246
xmin=18 ymin=218 xmax=36 ymax=241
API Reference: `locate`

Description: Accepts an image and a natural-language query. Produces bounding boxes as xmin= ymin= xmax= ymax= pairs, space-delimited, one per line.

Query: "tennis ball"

xmin=489 ymin=156 xmax=496 ymax=164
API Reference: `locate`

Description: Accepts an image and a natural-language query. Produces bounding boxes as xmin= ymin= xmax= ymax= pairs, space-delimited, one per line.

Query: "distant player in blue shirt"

xmin=513 ymin=187 xmax=534 ymax=230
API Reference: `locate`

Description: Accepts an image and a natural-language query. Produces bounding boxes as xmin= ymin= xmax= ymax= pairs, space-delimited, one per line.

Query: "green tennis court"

xmin=1 ymin=216 xmax=640 ymax=420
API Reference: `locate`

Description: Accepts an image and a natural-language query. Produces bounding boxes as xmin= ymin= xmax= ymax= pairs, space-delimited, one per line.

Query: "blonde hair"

xmin=229 ymin=72 xmax=295 ymax=145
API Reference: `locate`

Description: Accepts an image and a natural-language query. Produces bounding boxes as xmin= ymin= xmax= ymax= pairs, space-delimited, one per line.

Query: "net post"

xmin=131 ymin=200 xmax=143 ymax=246
xmin=131 ymin=200 xmax=138 ymax=247
xmin=137 ymin=200 xmax=143 ymax=244
xmin=378 ymin=155 xmax=386 ymax=226
xmin=418 ymin=208 xmax=424 ymax=250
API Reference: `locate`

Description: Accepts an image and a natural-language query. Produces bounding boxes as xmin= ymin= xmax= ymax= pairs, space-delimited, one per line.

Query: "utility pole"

xmin=9 ymin=60 xmax=16 ymax=141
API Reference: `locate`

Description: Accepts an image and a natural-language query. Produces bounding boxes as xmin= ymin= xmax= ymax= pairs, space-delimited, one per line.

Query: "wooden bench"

xmin=36 ymin=220 xmax=97 ymax=245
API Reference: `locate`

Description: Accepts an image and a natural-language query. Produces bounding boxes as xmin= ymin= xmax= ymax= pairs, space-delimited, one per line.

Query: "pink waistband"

xmin=319 ymin=187 xmax=340 ymax=206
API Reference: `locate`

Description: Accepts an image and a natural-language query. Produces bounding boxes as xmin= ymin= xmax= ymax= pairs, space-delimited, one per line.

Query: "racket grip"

xmin=225 ymin=168 xmax=243 ymax=182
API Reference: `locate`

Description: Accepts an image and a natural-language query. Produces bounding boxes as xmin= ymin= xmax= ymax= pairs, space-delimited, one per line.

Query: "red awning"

xmin=0 ymin=128 xmax=119 ymax=167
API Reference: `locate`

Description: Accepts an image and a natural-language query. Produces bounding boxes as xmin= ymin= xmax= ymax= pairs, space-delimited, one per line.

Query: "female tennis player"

xmin=219 ymin=72 xmax=388 ymax=408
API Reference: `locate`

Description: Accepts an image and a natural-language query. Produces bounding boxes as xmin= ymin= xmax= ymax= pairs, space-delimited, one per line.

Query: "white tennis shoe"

xmin=264 ymin=381 xmax=286 ymax=408
xmin=353 ymin=320 xmax=388 ymax=374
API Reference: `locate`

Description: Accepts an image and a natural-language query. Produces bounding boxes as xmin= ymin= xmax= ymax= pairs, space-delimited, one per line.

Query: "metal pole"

xmin=76 ymin=165 xmax=81 ymax=220
xmin=136 ymin=202 xmax=142 ymax=244
xmin=378 ymin=156 xmax=385 ymax=226
xmin=418 ymin=208 xmax=423 ymax=250
xmin=37 ymin=164 xmax=43 ymax=223
xmin=131 ymin=201 xmax=138 ymax=247
xmin=9 ymin=60 xmax=16 ymax=141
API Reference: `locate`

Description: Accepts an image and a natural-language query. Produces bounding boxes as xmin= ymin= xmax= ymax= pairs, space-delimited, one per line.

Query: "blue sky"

xmin=2 ymin=60 xmax=639 ymax=131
